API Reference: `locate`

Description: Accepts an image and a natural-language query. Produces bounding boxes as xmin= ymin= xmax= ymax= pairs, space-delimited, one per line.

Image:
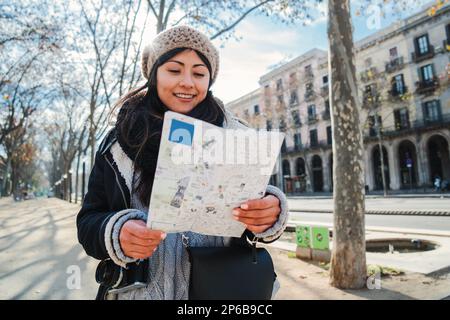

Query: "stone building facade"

xmin=226 ymin=4 xmax=450 ymax=193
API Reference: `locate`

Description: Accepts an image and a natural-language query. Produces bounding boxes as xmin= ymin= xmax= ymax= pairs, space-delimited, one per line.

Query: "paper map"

xmin=147 ymin=111 xmax=284 ymax=237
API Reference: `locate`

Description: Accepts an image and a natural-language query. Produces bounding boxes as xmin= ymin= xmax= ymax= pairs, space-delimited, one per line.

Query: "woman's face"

xmin=156 ymin=49 xmax=210 ymax=114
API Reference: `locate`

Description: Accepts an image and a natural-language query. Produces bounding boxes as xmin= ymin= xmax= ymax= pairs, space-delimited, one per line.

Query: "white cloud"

xmin=212 ymin=17 xmax=320 ymax=104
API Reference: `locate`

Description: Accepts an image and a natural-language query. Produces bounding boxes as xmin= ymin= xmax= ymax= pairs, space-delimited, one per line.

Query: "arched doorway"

xmin=282 ymin=160 xmax=291 ymax=176
xmin=372 ymin=145 xmax=390 ymax=191
xmin=312 ymin=155 xmax=323 ymax=192
xmin=398 ymin=140 xmax=418 ymax=189
xmin=427 ymin=135 xmax=450 ymax=183
xmin=295 ymin=157 xmax=306 ymax=192
xmin=282 ymin=159 xmax=292 ymax=193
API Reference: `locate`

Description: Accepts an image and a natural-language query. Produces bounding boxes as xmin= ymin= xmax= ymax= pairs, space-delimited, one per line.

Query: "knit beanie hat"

xmin=141 ymin=25 xmax=219 ymax=85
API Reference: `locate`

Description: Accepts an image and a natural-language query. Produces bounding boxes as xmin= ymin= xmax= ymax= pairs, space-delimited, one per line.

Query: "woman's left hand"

xmin=232 ymin=195 xmax=281 ymax=233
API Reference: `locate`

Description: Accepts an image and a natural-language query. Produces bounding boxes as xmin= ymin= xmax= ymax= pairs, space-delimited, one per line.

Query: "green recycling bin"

xmin=296 ymin=225 xmax=311 ymax=248
xmin=312 ymin=226 xmax=330 ymax=250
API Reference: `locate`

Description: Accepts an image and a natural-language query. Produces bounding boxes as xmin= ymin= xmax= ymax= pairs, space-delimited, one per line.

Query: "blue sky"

xmin=214 ymin=0 xmax=437 ymax=104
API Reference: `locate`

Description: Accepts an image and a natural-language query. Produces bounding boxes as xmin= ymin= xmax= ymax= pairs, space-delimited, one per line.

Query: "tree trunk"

xmin=74 ymin=149 xmax=81 ymax=204
xmin=328 ymin=0 xmax=367 ymax=289
xmin=2 ymin=158 xmax=12 ymax=196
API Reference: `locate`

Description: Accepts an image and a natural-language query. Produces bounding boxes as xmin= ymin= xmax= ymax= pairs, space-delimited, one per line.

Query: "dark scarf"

xmin=115 ymin=94 xmax=225 ymax=205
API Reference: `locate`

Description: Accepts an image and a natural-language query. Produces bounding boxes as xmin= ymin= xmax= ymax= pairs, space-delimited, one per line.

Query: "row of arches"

xmin=372 ymin=135 xmax=450 ymax=190
xmin=280 ymin=134 xmax=450 ymax=193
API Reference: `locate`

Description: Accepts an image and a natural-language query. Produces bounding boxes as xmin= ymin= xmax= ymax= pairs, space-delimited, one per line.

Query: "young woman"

xmin=77 ymin=25 xmax=289 ymax=300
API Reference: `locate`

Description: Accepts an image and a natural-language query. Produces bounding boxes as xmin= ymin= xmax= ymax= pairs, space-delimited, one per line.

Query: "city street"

xmin=288 ymin=196 xmax=450 ymax=213
xmin=289 ymin=211 xmax=450 ymax=231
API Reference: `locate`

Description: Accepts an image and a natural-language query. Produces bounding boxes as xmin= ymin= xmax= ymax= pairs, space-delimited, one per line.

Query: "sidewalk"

xmin=266 ymin=245 xmax=450 ymax=300
xmin=1 ymin=197 xmax=450 ymax=300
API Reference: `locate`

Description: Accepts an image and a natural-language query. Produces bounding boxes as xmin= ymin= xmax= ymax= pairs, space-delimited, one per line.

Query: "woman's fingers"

xmin=119 ymin=219 xmax=166 ymax=259
xmin=240 ymin=195 xmax=279 ymax=210
xmin=232 ymin=195 xmax=282 ymax=234
xmin=124 ymin=220 xmax=167 ymax=241
xmin=232 ymin=206 xmax=279 ymax=219
xmin=235 ymin=215 xmax=278 ymax=226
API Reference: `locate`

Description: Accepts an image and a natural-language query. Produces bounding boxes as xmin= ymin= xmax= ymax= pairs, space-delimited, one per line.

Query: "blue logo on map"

xmin=169 ymin=119 xmax=194 ymax=146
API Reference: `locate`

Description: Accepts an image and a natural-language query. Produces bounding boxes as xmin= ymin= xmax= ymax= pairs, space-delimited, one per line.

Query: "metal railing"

xmin=385 ymin=56 xmax=405 ymax=74
xmin=360 ymin=67 xmax=379 ymax=83
xmin=411 ymin=45 xmax=435 ymax=63
xmin=415 ymin=77 xmax=439 ymax=95
xmin=387 ymin=85 xmax=408 ymax=101
xmin=364 ymin=113 xmax=450 ymax=140
xmin=304 ymin=90 xmax=316 ymax=102
xmin=281 ymin=140 xmax=331 ymax=154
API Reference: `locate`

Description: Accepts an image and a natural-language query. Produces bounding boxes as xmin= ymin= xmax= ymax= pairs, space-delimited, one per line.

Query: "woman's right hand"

xmin=119 ymin=219 xmax=166 ymax=259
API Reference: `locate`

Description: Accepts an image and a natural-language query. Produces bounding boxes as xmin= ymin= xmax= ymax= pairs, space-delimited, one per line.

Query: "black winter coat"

xmin=77 ymin=129 xmax=281 ymax=299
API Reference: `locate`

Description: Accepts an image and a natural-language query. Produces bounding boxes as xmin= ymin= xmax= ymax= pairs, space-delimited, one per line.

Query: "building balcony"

xmin=304 ymin=90 xmax=316 ymax=102
xmin=360 ymin=67 xmax=379 ymax=83
xmin=387 ymin=86 xmax=408 ymax=101
xmin=310 ymin=140 xmax=330 ymax=150
xmin=281 ymin=140 xmax=331 ymax=155
xmin=394 ymin=122 xmax=411 ymax=131
xmin=385 ymin=57 xmax=404 ymax=74
xmin=411 ymin=45 xmax=435 ymax=63
xmin=292 ymin=121 xmax=302 ymax=128
xmin=320 ymin=84 xmax=329 ymax=97
xmin=304 ymin=71 xmax=314 ymax=81
xmin=364 ymin=114 xmax=450 ymax=142
xmin=362 ymin=92 xmax=381 ymax=109
xmin=368 ymin=127 xmax=378 ymax=137
xmin=289 ymin=101 xmax=299 ymax=108
xmin=415 ymin=77 xmax=439 ymax=95
xmin=308 ymin=115 xmax=318 ymax=124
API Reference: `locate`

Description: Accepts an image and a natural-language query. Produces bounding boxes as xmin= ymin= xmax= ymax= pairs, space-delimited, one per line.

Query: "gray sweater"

xmin=103 ymin=111 xmax=289 ymax=300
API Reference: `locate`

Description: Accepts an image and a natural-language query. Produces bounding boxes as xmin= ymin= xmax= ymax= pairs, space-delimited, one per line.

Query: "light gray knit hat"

xmin=141 ymin=25 xmax=219 ymax=85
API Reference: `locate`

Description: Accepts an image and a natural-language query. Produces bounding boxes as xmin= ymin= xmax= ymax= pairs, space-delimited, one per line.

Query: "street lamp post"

xmin=82 ymin=150 xmax=86 ymax=203
xmin=374 ymin=115 xmax=388 ymax=197
xmin=63 ymin=174 xmax=68 ymax=200
xmin=406 ymin=157 xmax=413 ymax=190
xmin=278 ymin=153 xmax=284 ymax=192
xmin=68 ymin=170 xmax=73 ymax=203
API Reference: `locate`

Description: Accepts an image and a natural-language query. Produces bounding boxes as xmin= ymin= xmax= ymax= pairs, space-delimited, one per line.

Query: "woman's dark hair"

xmin=110 ymin=47 xmax=225 ymax=205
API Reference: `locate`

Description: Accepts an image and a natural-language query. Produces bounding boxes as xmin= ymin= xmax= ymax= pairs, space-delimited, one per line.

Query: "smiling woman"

xmin=157 ymin=49 xmax=210 ymax=114
xmin=76 ymin=25 xmax=289 ymax=300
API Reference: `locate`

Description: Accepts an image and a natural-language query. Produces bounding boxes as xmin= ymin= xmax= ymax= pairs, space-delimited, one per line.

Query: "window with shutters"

xmin=310 ymin=129 xmax=318 ymax=147
xmin=254 ymin=104 xmax=260 ymax=115
xmin=291 ymin=110 xmax=301 ymax=126
xmin=420 ymin=64 xmax=434 ymax=82
xmin=289 ymin=91 xmax=299 ymax=106
xmin=294 ymin=133 xmax=302 ymax=149
xmin=389 ymin=47 xmax=398 ymax=59
xmin=392 ymin=74 xmax=406 ymax=95
xmin=423 ymin=100 xmax=442 ymax=123
xmin=394 ymin=108 xmax=410 ymax=130
xmin=415 ymin=34 xmax=430 ymax=55
xmin=307 ymin=105 xmax=317 ymax=122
